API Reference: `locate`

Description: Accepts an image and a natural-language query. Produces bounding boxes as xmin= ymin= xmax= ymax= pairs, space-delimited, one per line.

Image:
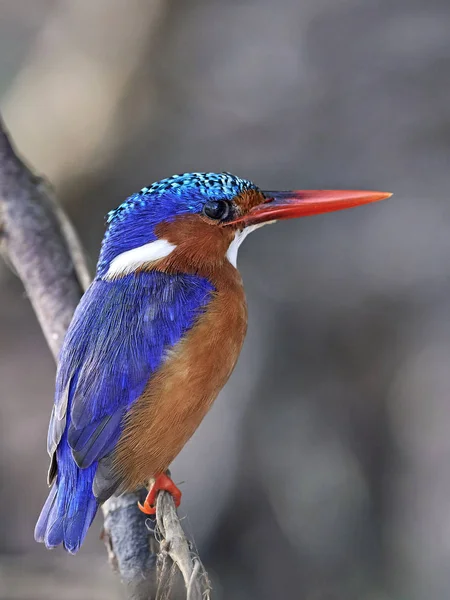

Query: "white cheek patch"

xmin=226 ymin=222 xmax=275 ymax=268
xmin=105 ymin=239 xmax=176 ymax=279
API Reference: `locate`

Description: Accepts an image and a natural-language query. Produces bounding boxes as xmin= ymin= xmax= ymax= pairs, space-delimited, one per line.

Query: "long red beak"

xmin=228 ymin=189 xmax=391 ymax=227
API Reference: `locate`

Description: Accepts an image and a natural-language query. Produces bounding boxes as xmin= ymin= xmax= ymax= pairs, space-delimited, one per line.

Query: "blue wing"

xmin=36 ymin=270 xmax=213 ymax=551
xmin=47 ymin=271 xmax=214 ymax=496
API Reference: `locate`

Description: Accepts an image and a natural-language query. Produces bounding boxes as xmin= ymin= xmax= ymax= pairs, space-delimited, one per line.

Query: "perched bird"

xmin=34 ymin=172 xmax=390 ymax=553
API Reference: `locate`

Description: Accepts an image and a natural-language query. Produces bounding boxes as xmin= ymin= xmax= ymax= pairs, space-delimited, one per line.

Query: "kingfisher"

xmin=34 ymin=172 xmax=390 ymax=553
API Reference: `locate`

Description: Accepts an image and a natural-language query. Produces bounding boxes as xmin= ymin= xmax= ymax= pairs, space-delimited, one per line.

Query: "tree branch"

xmin=0 ymin=115 xmax=210 ymax=599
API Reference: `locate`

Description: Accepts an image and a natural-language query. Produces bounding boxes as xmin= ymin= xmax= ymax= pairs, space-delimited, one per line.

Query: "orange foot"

xmin=138 ymin=472 xmax=182 ymax=515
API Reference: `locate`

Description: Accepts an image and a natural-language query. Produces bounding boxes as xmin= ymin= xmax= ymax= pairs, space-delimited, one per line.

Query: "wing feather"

xmin=47 ymin=271 xmax=213 ymax=499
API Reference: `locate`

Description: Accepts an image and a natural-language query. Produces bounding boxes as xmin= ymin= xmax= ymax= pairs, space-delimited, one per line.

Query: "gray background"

xmin=1 ymin=1 xmax=450 ymax=598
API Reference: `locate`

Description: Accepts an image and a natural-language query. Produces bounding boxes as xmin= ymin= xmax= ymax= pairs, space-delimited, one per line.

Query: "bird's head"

xmin=98 ymin=172 xmax=390 ymax=279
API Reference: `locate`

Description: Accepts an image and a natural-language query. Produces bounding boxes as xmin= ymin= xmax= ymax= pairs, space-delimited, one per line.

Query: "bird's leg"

xmin=138 ymin=472 xmax=182 ymax=515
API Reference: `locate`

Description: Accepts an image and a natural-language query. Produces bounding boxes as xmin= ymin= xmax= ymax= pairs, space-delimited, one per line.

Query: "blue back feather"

xmin=36 ymin=271 xmax=214 ymax=552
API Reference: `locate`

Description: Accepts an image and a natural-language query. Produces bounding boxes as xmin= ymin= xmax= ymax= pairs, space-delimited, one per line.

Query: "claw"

xmin=138 ymin=472 xmax=182 ymax=515
xmin=138 ymin=499 xmax=156 ymax=515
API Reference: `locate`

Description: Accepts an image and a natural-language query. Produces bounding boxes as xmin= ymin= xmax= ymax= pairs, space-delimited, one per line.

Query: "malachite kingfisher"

xmin=34 ymin=172 xmax=390 ymax=553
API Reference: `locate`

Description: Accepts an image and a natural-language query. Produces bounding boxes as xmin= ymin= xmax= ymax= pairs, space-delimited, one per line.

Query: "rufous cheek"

xmin=153 ymin=214 xmax=235 ymax=277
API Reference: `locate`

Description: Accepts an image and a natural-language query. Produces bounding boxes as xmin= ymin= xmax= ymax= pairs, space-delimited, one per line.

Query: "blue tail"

xmin=35 ymin=437 xmax=98 ymax=553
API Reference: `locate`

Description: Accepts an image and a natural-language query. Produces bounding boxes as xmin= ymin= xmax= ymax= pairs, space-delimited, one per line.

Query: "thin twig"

xmin=186 ymin=560 xmax=201 ymax=600
xmin=0 ymin=115 xmax=210 ymax=599
xmin=156 ymin=494 xmax=211 ymax=600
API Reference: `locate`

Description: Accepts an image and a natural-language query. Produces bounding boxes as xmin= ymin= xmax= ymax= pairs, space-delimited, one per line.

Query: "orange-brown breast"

xmin=114 ymin=261 xmax=247 ymax=490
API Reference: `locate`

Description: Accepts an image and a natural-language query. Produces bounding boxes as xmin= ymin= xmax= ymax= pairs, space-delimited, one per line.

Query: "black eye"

xmin=202 ymin=200 xmax=230 ymax=221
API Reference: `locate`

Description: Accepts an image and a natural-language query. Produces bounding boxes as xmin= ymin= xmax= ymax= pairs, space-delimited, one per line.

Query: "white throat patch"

xmin=105 ymin=239 xmax=176 ymax=279
xmin=226 ymin=223 xmax=273 ymax=268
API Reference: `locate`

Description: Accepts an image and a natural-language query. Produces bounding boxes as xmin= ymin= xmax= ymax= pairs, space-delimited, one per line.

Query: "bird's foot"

xmin=138 ymin=472 xmax=182 ymax=515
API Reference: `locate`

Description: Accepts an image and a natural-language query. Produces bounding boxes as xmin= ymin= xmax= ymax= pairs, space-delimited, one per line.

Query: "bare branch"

xmin=157 ymin=493 xmax=211 ymax=600
xmin=0 ymin=114 xmax=83 ymax=357
xmin=0 ymin=115 xmax=210 ymax=599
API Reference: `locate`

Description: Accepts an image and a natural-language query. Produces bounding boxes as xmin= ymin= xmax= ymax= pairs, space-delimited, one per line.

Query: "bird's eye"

xmin=202 ymin=200 xmax=230 ymax=221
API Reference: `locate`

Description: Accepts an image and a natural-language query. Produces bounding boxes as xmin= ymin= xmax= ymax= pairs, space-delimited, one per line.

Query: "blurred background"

xmin=1 ymin=0 xmax=450 ymax=598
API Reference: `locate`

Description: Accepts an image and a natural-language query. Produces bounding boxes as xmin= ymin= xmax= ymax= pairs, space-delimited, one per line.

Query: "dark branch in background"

xmin=0 ymin=115 xmax=210 ymax=600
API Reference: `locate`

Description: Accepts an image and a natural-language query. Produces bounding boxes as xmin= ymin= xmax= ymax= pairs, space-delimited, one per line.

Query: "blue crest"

xmin=97 ymin=172 xmax=258 ymax=277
